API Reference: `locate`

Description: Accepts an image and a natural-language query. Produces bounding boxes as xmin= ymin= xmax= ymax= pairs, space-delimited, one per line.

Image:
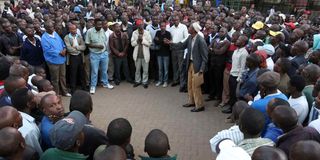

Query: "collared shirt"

xmin=85 ymin=27 xmax=106 ymax=53
xmin=230 ymin=47 xmax=249 ymax=80
xmin=19 ymin=112 xmax=43 ymax=155
xmin=169 ymin=23 xmax=189 ymax=43
xmin=146 ymin=24 xmax=160 ymax=40
xmin=209 ymin=125 xmax=244 ymax=153
xmin=263 ymin=122 xmax=283 ymax=143
xmin=190 ymin=35 xmax=197 ymax=61
xmin=40 ymin=148 xmax=88 ymax=160
xmin=41 ymin=31 xmax=66 ymax=65
xmin=238 ymin=138 xmax=274 ymax=156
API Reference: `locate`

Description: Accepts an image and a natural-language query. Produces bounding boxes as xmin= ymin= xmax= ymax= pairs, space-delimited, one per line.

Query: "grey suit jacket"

xmin=171 ymin=34 xmax=208 ymax=73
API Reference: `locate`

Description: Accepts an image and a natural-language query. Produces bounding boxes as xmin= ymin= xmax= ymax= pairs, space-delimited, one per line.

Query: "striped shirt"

xmin=209 ymin=125 xmax=244 ymax=153
xmin=238 ymin=138 xmax=274 ymax=156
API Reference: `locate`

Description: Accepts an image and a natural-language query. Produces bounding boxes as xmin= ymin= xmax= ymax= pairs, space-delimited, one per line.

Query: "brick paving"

xmin=62 ymin=82 xmax=232 ymax=160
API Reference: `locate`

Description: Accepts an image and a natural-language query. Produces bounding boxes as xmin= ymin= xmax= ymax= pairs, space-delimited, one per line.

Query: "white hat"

xmin=192 ymin=22 xmax=202 ymax=33
xmin=258 ymin=44 xmax=275 ymax=56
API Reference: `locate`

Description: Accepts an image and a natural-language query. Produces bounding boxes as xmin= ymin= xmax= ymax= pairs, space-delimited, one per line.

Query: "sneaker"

xmin=103 ymin=84 xmax=114 ymax=89
xmin=90 ymin=87 xmax=96 ymax=94
xmin=64 ymin=93 xmax=72 ymax=97
xmin=162 ymin=82 xmax=168 ymax=88
xmin=155 ymin=82 xmax=162 ymax=87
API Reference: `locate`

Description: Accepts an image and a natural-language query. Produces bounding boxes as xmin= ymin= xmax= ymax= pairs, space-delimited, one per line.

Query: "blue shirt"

xmin=21 ymin=37 xmax=45 ymax=66
xmin=263 ymin=122 xmax=283 ymax=143
xmin=41 ymin=32 xmax=66 ymax=65
xmin=239 ymin=68 xmax=259 ymax=98
xmin=40 ymin=116 xmax=54 ymax=150
xmin=251 ymin=93 xmax=288 ymax=135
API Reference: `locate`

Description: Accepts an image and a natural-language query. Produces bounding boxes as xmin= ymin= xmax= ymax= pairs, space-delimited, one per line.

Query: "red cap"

xmin=135 ymin=19 xmax=143 ymax=26
xmin=284 ymin=22 xmax=296 ymax=30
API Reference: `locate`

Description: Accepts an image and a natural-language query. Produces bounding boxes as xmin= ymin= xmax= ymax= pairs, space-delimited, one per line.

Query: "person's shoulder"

xmin=41 ymin=148 xmax=58 ymax=158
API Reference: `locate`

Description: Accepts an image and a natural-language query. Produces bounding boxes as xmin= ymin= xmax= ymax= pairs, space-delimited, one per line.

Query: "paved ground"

xmin=62 ymin=82 xmax=231 ymax=160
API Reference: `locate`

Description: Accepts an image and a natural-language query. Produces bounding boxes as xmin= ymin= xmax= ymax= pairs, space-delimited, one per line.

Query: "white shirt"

xmin=288 ymin=96 xmax=309 ymax=124
xmin=309 ymin=119 xmax=320 ymax=134
xmin=266 ymin=57 xmax=274 ymax=71
xmin=146 ymin=24 xmax=160 ymax=40
xmin=18 ymin=112 xmax=43 ymax=155
xmin=105 ymin=29 xmax=113 ymax=53
xmin=230 ymin=47 xmax=249 ymax=81
xmin=209 ymin=125 xmax=244 ymax=153
xmin=169 ymin=23 xmax=189 ymax=43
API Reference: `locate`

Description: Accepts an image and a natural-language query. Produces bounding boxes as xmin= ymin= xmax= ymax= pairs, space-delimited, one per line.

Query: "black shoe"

xmin=115 ymin=81 xmax=120 ymax=85
xmin=179 ymin=87 xmax=187 ymax=93
xmin=143 ymin=84 xmax=148 ymax=89
xmin=222 ymin=107 xmax=232 ymax=114
xmin=133 ymin=83 xmax=141 ymax=87
xmin=191 ymin=107 xmax=205 ymax=112
xmin=182 ymin=103 xmax=195 ymax=107
xmin=171 ymin=82 xmax=179 ymax=87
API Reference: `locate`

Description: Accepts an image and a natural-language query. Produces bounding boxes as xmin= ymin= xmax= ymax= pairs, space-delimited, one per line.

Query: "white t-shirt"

xmin=309 ymin=119 xmax=320 ymax=134
xmin=288 ymin=96 xmax=309 ymax=124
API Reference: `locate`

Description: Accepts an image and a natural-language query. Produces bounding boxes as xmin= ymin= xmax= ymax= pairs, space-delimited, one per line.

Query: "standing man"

xmin=146 ymin=15 xmax=160 ymax=82
xmin=0 ymin=21 xmax=22 ymax=58
xmin=131 ymin=19 xmax=152 ymax=89
xmin=103 ymin=20 xmax=114 ymax=82
xmin=41 ymin=21 xmax=70 ymax=97
xmin=20 ymin=26 xmax=45 ymax=67
xmin=64 ymin=24 xmax=86 ymax=94
xmin=166 ymin=23 xmax=208 ymax=112
xmin=85 ymin=18 xmax=114 ymax=94
xmin=109 ymin=23 xmax=133 ymax=85
xmin=168 ymin=15 xmax=189 ymax=90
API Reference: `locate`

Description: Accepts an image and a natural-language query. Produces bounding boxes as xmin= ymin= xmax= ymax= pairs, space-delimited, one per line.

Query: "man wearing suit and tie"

xmin=165 ymin=22 xmax=208 ymax=112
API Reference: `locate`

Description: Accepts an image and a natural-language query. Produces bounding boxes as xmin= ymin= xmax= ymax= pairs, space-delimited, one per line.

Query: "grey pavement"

xmin=62 ymin=82 xmax=232 ymax=160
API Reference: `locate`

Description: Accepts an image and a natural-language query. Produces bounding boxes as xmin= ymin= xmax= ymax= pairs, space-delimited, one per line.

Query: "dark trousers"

xmin=228 ymin=75 xmax=238 ymax=108
xmin=180 ymin=59 xmax=187 ymax=90
xmin=149 ymin=50 xmax=158 ymax=81
xmin=127 ymin=46 xmax=136 ymax=80
xmin=69 ymin=54 xmax=85 ymax=92
xmin=208 ymin=64 xmax=225 ymax=99
xmin=171 ymin=50 xmax=184 ymax=84
xmin=114 ymin=56 xmax=132 ymax=82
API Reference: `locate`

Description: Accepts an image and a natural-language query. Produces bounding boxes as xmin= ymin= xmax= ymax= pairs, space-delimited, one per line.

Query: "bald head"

xmin=290 ymin=140 xmax=320 ymax=160
xmin=271 ymin=105 xmax=298 ymax=133
xmin=0 ymin=106 xmax=22 ymax=129
xmin=94 ymin=145 xmax=126 ymax=160
xmin=0 ymin=127 xmax=25 ymax=157
xmin=252 ymin=146 xmax=287 ymax=160
xmin=68 ymin=23 xmax=77 ymax=35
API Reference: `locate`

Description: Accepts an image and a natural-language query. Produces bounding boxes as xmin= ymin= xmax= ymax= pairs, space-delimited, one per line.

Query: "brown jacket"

xmin=109 ymin=32 xmax=129 ymax=57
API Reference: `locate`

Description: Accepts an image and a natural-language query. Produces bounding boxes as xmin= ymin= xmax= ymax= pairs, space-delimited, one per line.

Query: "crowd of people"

xmin=1 ymin=0 xmax=320 ymax=159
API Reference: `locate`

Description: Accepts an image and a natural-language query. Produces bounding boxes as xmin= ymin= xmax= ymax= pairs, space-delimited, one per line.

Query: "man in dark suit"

xmin=165 ymin=23 xmax=208 ymax=112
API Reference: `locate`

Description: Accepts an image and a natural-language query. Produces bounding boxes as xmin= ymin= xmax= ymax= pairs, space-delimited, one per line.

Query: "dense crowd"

xmin=0 ymin=0 xmax=320 ymax=159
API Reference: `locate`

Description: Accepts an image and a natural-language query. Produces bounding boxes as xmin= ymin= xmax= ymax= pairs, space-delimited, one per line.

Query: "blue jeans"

xmin=90 ymin=51 xmax=109 ymax=87
xmin=157 ymin=56 xmax=169 ymax=83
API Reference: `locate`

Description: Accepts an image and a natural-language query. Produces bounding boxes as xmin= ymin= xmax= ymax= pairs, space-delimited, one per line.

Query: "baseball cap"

xmin=257 ymin=71 xmax=280 ymax=88
xmin=258 ymin=44 xmax=275 ymax=56
xmin=252 ymin=21 xmax=264 ymax=30
xmin=269 ymin=30 xmax=282 ymax=37
xmin=50 ymin=111 xmax=88 ymax=150
xmin=284 ymin=22 xmax=296 ymax=30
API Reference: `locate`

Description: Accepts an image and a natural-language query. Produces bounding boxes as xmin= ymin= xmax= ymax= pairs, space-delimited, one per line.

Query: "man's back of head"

xmin=0 ymin=127 xmax=25 ymax=158
xmin=239 ymin=108 xmax=265 ymax=137
xmin=271 ymin=105 xmax=298 ymax=133
xmin=252 ymin=146 xmax=287 ymax=160
xmin=0 ymin=106 xmax=22 ymax=129
xmin=107 ymin=118 xmax=132 ymax=147
xmin=144 ymin=129 xmax=170 ymax=158
xmin=290 ymin=140 xmax=320 ymax=160
xmin=69 ymin=90 xmax=93 ymax=119
xmin=94 ymin=145 xmax=126 ymax=160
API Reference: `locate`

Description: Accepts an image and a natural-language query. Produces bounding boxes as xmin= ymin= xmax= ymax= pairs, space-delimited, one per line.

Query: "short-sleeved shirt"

xmin=40 ymin=148 xmax=88 ymax=160
xmin=85 ymin=27 xmax=106 ymax=53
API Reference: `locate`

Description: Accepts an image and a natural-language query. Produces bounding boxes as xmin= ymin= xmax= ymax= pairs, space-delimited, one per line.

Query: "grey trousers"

xmin=108 ymin=53 xmax=114 ymax=80
xmin=135 ymin=58 xmax=149 ymax=84
xmin=171 ymin=50 xmax=184 ymax=84
xmin=47 ymin=63 xmax=68 ymax=95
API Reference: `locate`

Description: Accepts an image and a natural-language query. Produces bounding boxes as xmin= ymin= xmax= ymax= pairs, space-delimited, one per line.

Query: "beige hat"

xmin=257 ymin=71 xmax=280 ymax=88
